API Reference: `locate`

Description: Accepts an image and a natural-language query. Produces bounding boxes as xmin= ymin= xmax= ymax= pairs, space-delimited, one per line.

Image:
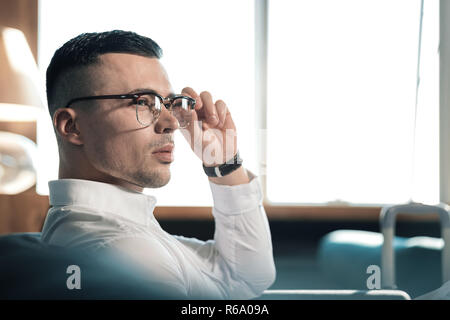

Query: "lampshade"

xmin=0 ymin=26 xmax=44 ymax=121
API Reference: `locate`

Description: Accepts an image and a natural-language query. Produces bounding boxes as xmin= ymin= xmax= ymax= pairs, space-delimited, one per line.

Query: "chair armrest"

xmin=380 ymin=203 xmax=450 ymax=288
xmin=256 ymin=289 xmax=411 ymax=300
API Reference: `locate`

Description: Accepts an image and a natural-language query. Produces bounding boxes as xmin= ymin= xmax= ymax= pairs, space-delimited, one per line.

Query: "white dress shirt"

xmin=40 ymin=169 xmax=276 ymax=299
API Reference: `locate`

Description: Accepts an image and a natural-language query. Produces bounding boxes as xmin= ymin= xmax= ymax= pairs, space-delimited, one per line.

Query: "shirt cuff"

xmin=208 ymin=168 xmax=263 ymax=215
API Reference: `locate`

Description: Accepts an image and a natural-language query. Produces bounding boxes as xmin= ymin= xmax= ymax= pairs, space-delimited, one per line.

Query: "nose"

xmin=153 ymin=104 xmax=179 ymax=134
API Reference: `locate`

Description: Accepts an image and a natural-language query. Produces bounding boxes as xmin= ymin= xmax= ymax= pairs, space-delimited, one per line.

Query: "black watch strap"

xmin=202 ymin=151 xmax=243 ymax=177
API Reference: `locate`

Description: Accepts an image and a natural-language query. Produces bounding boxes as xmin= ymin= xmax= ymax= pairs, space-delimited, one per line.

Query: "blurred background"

xmin=0 ymin=0 xmax=449 ymax=297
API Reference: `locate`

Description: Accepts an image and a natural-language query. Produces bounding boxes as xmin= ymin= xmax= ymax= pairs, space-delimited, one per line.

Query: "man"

xmin=40 ymin=30 xmax=275 ymax=299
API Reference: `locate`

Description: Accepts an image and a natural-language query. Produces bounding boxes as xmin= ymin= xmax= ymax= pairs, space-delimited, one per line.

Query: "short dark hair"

xmin=46 ymin=30 xmax=163 ymax=117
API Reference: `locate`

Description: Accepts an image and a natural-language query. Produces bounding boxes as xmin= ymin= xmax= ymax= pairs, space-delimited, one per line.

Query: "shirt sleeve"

xmin=174 ymin=168 xmax=276 ymax=299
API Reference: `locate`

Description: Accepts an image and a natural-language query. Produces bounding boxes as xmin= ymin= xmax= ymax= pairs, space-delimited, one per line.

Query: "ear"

xmin=53 ymin=108 xmax=84 ymax=146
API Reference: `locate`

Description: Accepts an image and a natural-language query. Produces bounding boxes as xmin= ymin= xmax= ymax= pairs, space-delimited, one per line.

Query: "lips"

xmin=152 ymin=144 xmax=174 ymax=154
xmin=152 ymin=144 xmax=174 ymax=163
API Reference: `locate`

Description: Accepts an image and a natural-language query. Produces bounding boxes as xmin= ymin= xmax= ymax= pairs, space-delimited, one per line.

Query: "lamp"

xmin=0 ymin=132 xmax=37 ymax=194
xmin=0 ymin=26 xmax=44 ymax=120
xmin=0 ymin=26 xmax=43 ymax=194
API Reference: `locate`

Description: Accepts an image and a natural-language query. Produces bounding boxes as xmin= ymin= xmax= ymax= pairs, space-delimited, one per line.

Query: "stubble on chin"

xmin=131 ymin=165 xmax=171 ymax=189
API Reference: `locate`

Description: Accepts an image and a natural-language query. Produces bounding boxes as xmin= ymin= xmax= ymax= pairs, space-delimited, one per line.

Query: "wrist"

xmin=208 ymin=166 xmax=249 ymax=186
xmin=202 ymin=151 xmax=242 ymax=178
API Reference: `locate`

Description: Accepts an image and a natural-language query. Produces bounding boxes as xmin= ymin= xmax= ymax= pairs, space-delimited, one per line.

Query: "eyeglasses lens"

xmin=136 ymin=94 xmax=194 ymax=128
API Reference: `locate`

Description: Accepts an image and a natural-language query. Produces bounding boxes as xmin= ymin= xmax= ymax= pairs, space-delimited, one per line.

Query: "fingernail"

xmin=210 ymin=115 xmax=218 ymax=122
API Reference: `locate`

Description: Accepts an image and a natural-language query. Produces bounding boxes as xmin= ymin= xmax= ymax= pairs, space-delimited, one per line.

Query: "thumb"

xmin=180 ymin=106 xmax=203 ymax=156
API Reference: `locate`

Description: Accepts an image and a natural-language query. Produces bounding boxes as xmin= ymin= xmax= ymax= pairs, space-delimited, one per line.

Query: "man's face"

xmin=73 ymin=53 xmax=178 ymax=190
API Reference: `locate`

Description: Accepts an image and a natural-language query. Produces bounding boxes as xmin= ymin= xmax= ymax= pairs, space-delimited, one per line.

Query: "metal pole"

xmin=440 ymin=0 xmax=450 ymax=204
xmin=255 ymin=0 xmax=269 ymax=203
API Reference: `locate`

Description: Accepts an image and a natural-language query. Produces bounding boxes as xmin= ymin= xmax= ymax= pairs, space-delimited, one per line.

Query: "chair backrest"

xmin=0 ymin=232 xmax=42 ymax=246
xmin=0 ymin=232 xmax=179 ymax=299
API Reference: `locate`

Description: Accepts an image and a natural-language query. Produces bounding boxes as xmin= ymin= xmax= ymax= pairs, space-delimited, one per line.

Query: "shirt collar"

xmin=48 ymin=179 xmax=157 ymax=226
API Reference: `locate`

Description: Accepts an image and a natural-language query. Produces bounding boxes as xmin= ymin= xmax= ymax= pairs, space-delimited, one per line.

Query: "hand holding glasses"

xmin=64 ymin=91 xmax=196 ymax=128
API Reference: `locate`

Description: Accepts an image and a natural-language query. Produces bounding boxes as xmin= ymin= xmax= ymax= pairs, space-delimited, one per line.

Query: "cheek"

xmin=83 ymin=111 xmax=145 ymax=168
xmin=85 ymin=133 xmax=137 ymax=173
xmin=92 ymin=133 xmax=156 ymax=173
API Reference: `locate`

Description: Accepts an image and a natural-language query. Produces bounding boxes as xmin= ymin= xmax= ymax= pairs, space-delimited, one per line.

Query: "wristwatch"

xmin=202 ymin=151 xmax=243 ymax=177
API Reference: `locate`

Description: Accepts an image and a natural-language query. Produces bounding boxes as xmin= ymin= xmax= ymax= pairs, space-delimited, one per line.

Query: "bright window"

xmin=266 ymin=0 xmax=439 ymax=205
xmin=37 ymin=0 xmax=256 ymax=206
xmin=37 ymin=0 xmax=440 ymax=208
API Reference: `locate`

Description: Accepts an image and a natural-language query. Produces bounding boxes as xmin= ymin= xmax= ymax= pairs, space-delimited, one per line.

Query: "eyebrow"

xmin=127 ymin=88 xmax=177 ymax=98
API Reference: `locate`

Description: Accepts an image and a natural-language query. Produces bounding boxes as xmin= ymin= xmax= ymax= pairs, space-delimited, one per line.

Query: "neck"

xmin=58 ymin=163 xmax=144 ymax=194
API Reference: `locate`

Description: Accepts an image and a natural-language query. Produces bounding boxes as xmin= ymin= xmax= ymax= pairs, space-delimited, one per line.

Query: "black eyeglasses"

xmin=65 ymin=91 xmax=196 ymax=128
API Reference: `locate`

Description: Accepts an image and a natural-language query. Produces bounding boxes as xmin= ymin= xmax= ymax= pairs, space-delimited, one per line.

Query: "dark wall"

xmin=158 ymin=219 xmax=442 ymax=255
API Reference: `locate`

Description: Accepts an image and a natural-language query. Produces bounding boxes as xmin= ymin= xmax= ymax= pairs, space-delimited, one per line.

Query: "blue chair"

xmin=318 ymin=229 xmax=442 ymax=298
xmin=0 ymin=232 xmax=180 ymax=299
xmin=318 ymin=203 xmax=450 ymax=299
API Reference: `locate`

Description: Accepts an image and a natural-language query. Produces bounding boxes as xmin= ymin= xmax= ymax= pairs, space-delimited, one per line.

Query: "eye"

xmin=136 ymin=97 xmax=149 ymax=106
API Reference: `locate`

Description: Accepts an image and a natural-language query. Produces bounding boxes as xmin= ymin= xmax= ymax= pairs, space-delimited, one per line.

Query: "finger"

xmin=180 ymin=87 xmax=207 ymax=131
xmin=200 ymin=91 xmax=219 ymax=126
xmin=181 ymin=97 xmax=201 ymax=133
xmin=215 ymin=100 xmax=227 ymax=128
xmin=180 ymin=108 xmax=202 ymax=151
xmin=182 ymin=87 xmax=210 ymax=125
xmin=222 ymin=112 xmax=236 ymax=135
xmin=181 ymin=87 xmax=202 ymax=110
